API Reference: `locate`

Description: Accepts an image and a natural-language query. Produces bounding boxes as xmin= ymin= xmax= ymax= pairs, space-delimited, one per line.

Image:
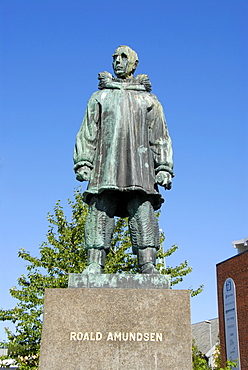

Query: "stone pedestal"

xmin=39 ymin=274 xmax=192 ymax=370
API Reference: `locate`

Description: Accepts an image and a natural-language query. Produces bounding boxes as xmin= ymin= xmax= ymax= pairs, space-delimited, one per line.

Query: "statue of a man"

xmin=74 ymin=45 xmax=174 ymax=274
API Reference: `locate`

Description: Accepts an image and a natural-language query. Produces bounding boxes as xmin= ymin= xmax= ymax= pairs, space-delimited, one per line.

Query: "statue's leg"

xmin=127 ymin=195 xmax=159 ymax=274
xmin=84 ymin=192 xmax=117 ymax=273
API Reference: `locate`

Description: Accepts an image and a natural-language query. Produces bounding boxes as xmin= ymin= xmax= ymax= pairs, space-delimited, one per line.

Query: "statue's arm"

xmin=73 ymin=96 xmax=100 ymax=182
xmin=148 ymin=98 xmax=174 ymax=190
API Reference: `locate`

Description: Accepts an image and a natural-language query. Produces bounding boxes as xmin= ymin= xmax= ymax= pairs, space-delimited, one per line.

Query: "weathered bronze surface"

xmin=68 ymin=273 xmax=171 ymax=289
xmin=74 ymin=45 xmax=174 ymax=273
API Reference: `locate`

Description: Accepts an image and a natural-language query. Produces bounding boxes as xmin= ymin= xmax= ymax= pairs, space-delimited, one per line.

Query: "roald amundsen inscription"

xmin=70 ymin=332 xmax=163 ymax=342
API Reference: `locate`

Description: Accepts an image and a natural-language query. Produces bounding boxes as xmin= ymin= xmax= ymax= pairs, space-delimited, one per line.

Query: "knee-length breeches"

xmin=84 ymin=191 xmax=160 ymax=254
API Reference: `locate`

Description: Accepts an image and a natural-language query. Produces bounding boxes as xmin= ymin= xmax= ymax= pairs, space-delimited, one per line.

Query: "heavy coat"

xmin=74 ymin=73 xmax=173 ymax=216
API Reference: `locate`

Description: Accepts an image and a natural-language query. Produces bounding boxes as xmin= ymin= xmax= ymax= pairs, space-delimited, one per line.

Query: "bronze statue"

xmin=74 ymin=45 xmax=174 ymax=274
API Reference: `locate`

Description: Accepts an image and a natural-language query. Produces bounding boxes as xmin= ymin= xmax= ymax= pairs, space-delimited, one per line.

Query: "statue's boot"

xmin=83 ymin=248 xmax=106 ymax=274
xmin=138 ymin=247 xmax=159 ymax=274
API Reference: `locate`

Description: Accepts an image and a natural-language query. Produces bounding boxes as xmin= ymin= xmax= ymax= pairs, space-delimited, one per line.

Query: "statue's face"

xmin=112 ymin=46 xmax=138 ymax=79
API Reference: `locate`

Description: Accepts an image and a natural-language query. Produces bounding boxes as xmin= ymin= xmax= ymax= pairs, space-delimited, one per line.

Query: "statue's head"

xmin=112 ymin=45 xmax=139 ymax=79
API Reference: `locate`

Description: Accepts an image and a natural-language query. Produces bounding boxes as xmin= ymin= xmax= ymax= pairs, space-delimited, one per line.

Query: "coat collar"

xmin=98 ymin=71 xmax=152 ymax=92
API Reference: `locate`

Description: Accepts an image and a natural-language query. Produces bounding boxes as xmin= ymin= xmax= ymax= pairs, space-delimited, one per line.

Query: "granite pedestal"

xmin=39 ymin=274 xmax=192 ymax=369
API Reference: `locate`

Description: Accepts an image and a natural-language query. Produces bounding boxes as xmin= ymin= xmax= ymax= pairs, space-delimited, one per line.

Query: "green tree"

xmin=192 ymin=340 xmax=210 ymax=369
xmin=213 ymin=342 xmax=238 ymax=370
xmin=0 ymin=189 xmax=203 ymax=370
xmin=192 ymin=340 xmax=238 ymax=370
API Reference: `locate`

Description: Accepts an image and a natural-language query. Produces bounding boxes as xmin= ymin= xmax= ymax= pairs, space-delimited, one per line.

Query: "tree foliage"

xmin=192 ymin=340 xmax=210 ymax=369
xmin=192 ymin=340 xmax=238 ymax=370
xmin=0 ymin=189 xmax=203 ymax=369
xmin=213 ymin=342 xmax=238 ymax=370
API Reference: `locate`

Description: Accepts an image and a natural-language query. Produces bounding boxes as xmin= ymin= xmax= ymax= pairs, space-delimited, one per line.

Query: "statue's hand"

xmin=75 ymin=166 xmax=92 ymax=182
xmin=156 ymin=171 xmax=172 ymax=190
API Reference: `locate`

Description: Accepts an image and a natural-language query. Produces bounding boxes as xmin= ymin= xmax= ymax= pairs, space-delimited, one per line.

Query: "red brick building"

xmin=216 ymin=237 xmax=248 ymax=369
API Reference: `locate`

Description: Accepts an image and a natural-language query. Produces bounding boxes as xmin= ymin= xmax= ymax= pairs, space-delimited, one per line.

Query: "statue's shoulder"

xmin=142 ymin=91 xmax=159 ymax=103
xmin=147 ymin=92 xmax=163 ymax=105
xmin=145 ymin=91 xmax=158 ymax=99
xmin=88 ymin=90 xmax=104 ymax=101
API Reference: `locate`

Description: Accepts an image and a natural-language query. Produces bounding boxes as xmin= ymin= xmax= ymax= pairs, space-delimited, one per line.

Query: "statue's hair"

xmin=113 ymin=45 xmax=139 ymax=65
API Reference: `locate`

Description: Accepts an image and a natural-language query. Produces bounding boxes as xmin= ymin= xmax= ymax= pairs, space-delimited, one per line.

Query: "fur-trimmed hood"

xmin=98 ymin=71 xmax=152 ymax=92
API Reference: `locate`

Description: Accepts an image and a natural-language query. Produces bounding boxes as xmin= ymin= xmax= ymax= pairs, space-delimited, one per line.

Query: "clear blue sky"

xmin=0 ymin=0 xmax=247 ymax=341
